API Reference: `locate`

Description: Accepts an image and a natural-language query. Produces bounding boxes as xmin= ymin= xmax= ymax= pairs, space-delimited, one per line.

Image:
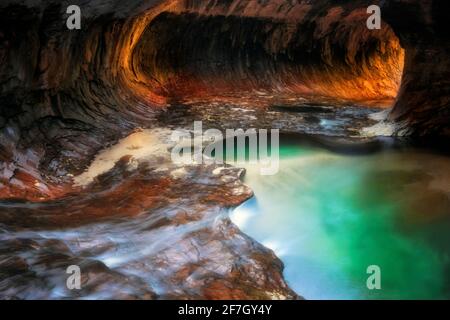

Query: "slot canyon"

xmin=0 ymin=0 xmax=449 ymax=299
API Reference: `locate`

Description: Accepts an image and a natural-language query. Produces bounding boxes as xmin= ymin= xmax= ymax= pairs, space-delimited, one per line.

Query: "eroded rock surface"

xmin=1 ymin=0 xmax=448 ymax=196
xmin=0 ymin=130 xmax=297 ymax=299
xmin=0 ymin=0 xmax=449 ymax=299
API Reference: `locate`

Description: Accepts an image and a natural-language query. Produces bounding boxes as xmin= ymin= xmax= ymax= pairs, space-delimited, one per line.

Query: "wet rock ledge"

xmin=1 ymin=0 xmax=449 ymax=299
xmin=0 ymin=129 xmax=298 ymax=299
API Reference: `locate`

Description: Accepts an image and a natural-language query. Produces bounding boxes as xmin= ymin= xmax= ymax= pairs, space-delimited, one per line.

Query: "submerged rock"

xmin=0 ymin=0 xmax=449 ymax=300
xmin=0 ymin=130 xmax=298 ymax=300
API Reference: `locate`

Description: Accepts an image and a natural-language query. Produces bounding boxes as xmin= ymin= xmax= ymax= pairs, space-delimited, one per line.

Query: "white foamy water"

xmin=74 ymin=129 xmax=172 ymax=186
xmin=368 ymin=109 xmax=390 ymax=121
xmin=361 ymin=121 xmax=397 ymax=136
xmin=361 ymin=109 xmax=398 ymax=137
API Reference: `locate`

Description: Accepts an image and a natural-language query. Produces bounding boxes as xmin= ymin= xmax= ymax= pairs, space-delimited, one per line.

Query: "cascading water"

xmin=1 ymin=0 xmax=449 ymax=300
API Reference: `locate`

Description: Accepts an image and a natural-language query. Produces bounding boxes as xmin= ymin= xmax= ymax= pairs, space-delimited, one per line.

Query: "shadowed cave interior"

xmin=0 ymin=0 xmax=449 ymax=299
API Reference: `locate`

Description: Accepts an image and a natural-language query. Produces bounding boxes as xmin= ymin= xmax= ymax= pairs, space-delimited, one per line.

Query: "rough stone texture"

xmin=0 ymin=0 xmax=449 ymax=299
xmin=382 ymin=0 xmax=450 ymax=136
xmin=134 ymin=6 xmax=403 ymax=104
xmin=0 ymin=139 xmax=298 ymax=299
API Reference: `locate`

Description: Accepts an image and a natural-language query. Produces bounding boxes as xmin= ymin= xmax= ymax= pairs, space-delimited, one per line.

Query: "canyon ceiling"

xmin=0 ymin=0 xmax=449 ymax=299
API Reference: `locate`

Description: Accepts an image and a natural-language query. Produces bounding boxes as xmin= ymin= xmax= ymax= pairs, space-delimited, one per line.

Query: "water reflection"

xmin=231 ymin=139 xmax=450 ymax=299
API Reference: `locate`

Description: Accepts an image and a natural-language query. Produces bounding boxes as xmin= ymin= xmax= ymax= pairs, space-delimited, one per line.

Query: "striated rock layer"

xmin=382 ymin=0 xmax=450 ymax=135
xmin=134 ymin=5 xmax=403 ymax=105
xmin=0 ymin=134 xmax=297 ymax=299
xmin=1 ymin=0 xmax=448 ymax=192
xmin=0 ymin=0 xmax=449 ymax=299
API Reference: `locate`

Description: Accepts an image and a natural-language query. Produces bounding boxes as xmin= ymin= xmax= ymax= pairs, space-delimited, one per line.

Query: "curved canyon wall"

xmin=0 ymin=0 xmax=448 ymax=198
xmin=382 ymin=0 xmax=450 ymax=135
xmin=0 ymin=0 xmax=449 ymax=300
xmin=0 ymin=0 xmax=448 ymax=201
xmin=133 ymin=3 xmax=403 ymax=104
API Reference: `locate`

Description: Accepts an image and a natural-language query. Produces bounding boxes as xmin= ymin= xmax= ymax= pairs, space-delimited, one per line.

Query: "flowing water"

xmin=229 ymin=137 xmax=450 ymax=299
xmin=2 ymin=102 xmax=449 ymax=299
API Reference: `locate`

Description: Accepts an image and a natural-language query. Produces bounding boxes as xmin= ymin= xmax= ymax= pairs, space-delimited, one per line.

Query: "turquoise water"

xmin=229 ymin=140 xmax=450 ymax=299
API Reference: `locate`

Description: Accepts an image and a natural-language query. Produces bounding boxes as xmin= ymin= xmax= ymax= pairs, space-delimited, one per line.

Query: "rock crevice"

xmin=0 ymin=0 xmax=449 ymax=300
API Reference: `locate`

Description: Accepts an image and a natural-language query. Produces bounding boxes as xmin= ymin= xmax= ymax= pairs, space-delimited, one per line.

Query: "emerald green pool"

xmin=230 ymin=139 xmax=450 ymax=299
